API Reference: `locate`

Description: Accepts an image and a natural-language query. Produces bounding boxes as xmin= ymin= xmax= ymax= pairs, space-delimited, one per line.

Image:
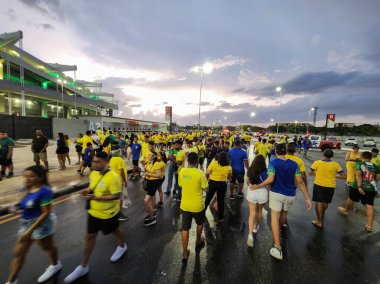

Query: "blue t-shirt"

xmin=118 ymin=139 xmax=126 ymax=149
xmin=131 ymin=143 xmax=142 ymax=160
xmin=268 ymin=158 xmax=301 ymax=196
xmin=83 ymin=147 xmax=92 ymax=162
xmin=228 ymin=147 xmax=248 ymax=173
xmin=19 ymin=185 xmax=53 ymax=220
xmin=248 ymin=169 xmax=268 ymax=185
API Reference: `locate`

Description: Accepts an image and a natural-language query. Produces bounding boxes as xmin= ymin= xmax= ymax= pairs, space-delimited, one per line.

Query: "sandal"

xmin=311 ymin=220 xmax=323 ymax=228
xmin=365 ymin=225 xmax=373 ymax=232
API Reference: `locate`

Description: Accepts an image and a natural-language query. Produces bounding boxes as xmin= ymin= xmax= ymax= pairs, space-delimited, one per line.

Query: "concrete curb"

xmin=0 ymin=169 xmax=133 ymax=217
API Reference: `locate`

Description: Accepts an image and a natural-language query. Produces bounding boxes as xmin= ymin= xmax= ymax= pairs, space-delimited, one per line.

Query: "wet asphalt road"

xmin=0 ymin=149 xmax=380 ymax=284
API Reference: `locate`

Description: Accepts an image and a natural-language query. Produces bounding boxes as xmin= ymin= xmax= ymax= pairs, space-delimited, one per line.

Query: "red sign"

xmin=126 ymin=120 xmax=139 ymax=125
xmin=326 ymin=114 xmax=335 ymax=128
xmin=165 ymin=106 xmax=172 ymax=122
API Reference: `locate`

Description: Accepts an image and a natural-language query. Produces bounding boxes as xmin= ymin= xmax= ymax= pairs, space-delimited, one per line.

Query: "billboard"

xmin=326 ymin=114 xmax=335 ymax=128
xmin=165 ymin=106 xmax=172 ymax=122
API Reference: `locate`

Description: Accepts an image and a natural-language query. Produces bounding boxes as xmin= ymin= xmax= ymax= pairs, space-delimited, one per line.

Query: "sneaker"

xmin=143 ymin=217 xmax=157 ymax=226
xmin=229 ymin=195 xmax=235 ymax=200
xmin=144 ymin=214 xmax=156 ymax=221
xmin=5 ymin=280 xmax=17 ymax=284
xmin=237 ymin=192 xmax=244 ymax=198
xmin=110 ymin=244 xmax=128 ymax=262
xmin=270 ymin=246 xmax=283 ymax=260
xmin=118 ymin=213 xmax=129 ymax=221
xmin=157 ymin=201 xmax=164 ymax=208
xmin=253 ymin=225 xmax=260 ymax=233
xmin=247 ymin=235 xmax=254 ymax=247
xmin=37 ymin=261 xmax=62 ymax=282
xmin=64 ymin=265 xmax=89 ymax=283
xmin=6 ymin=172 xmax=14 ymax=178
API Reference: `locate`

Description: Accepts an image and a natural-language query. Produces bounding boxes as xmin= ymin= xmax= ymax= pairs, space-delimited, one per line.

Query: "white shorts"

xmin=269 ymin=191 xmax=295 ymax=212
xmin=246 ymin=188 xmax=268 ymax=204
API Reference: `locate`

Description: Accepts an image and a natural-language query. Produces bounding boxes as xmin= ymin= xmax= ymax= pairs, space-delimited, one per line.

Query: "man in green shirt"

xmin=338 ymin=151 xmax=380 ymax=232
xmin=0 ymin=130 xmax=15 ymax=180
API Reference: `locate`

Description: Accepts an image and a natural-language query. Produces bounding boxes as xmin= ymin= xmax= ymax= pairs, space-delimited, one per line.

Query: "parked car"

xmin=345 ymin=138 xmax=358 ymax=146
xmin=309 ymin=135 xmax=322 ymax=148
xmin=364 ymin=138 xmax=376 ymax=147
xmin=319 ymin=137 xmax=341 ymax=151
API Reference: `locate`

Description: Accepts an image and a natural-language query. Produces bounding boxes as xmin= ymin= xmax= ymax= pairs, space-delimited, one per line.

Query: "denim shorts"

xmin=18 ymin=213 xmax=57 ymax=240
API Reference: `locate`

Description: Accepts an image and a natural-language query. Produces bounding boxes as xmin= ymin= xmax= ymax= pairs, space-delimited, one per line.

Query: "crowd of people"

xmin=3 ymin=128 xmax=380 ymax=284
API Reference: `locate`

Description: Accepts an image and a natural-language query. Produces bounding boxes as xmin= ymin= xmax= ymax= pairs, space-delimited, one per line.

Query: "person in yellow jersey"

xmin=371 ymin=148 xmax=380 ymax=197
xmin=142 ymin=151 xmax=164 ymax=226
xmin=267 ymin=141 xmax=275 ymax=162
xmin=109 ymin=149 xmax=128 ymax=221
xmin=257 ymin=138 xmax=269 ymax=159
xmin=254 ymin=137 xmax=263 ymax=155
xmin=205 ymin=152 xmax=232 ymax=222
xmin=308 ymin=149 xmax=346 ymax=228
xmin=174 ymin=140 xmax=186 ymax=201
xmin=74 ymin=133 xmax=84 ymax=165
xmin=154 ymin=151 xmax=166 ymax=208
xmin=64 ymin=152 xmax=126 ymax=283
xmin=286 ymin=144 xmax=307 ymax=186
xmin=345 ymin=145 xmax=361 ymax=186
xmin=178 ymin=152 xmax=209 ymax=263
xmin=186 ymin=139 xmax=198 ymax=155
xmin=64 ymin=134 xmax=72 ymax=166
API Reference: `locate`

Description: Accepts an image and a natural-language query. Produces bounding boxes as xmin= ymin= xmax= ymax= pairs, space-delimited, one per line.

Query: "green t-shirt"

xmin=168 ymin=149 xmax=179 ymax=156
xmin=352 ymin=161 xmax=379 ymax=191
xmin=0 ymin=137 xmax=15 ymax=156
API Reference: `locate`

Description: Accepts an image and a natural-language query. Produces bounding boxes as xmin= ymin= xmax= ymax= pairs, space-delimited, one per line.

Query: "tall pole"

xmin=61 ymin=81 xmax=64 ymax=118
xmin=74 ymin=70 xmax=77 ymax=113
xmin=6 ymin=47 xmax=12 ymax=115
xmin=19 ymin=39 xmax=26 ymax=116
xmin=198 ymin=68 xmax=204 ymax=131
xmin=276 ymin=89 xmax=283 ymax=134
xmin=307 ymin=109 xmax=311 ymax=133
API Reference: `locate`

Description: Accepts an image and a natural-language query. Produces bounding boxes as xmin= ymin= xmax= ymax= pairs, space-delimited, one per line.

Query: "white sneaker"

xmin=270 ymin=246 xmax=283 ymax=260
xmin=5 ymin=280 xmax=18 ymax=284
xmin=64 ymin=265 xmax=89 ymax=283
xmin=247 ymin=235 xmax=254 ymax=247
xmin=253 ymin=225 xmax=260 ymax=233
xmin=38 ymin=261 xmax=62 ymax=282
xmin=110 ymin=244 xmax=128 ymax=262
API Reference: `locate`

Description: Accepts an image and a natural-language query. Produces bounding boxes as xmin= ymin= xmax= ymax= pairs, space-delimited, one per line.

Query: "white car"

xmin=364 ymin=138 xmax=376 ymax=147
xmin=309 ymin=135 xmax=321 ymax=148
xmin=345 ymin=138 xmax=358 ymax=146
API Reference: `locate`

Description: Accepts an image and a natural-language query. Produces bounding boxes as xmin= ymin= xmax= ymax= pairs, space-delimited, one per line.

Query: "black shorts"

xmin=145 ymin=179 xmax=161 ymax=196
xmin=312 ymin=184 xmax=335 ymax=203
xmin=83 ymin=160 xmax=91 ymax=168
xmin=230 ymin=172 xmax=245 ymax=184
xmin=199 ymin=157 xmax=205 ymax=165
xmin=158 ymin=176 xmax=165 ymax=186
xmin=349 ymin=187 xmax=376 ymax=206
xmin=75 ymin=146 xmax=83 ymax=153
xmin=0 ymin=157 xmax=12 ymax=166
xmin=87 ymin=213 xmax=119 ymax=235
xmin=181 ymin=210 xmax=205 ymax=231
xmin=132 ymin=159 xmax=139 ymax=166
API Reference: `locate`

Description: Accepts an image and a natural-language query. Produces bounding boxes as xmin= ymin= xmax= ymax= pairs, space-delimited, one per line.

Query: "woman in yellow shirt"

xmin=345 ymin=145 xmax=361 ymax=186
xmin=155 ymin=151 xmax=166 ymax=208
xmin=205 ymin=152 xmax=232 ymax=222
xmin=143 ymin=152 xmax=164 ymax=226
xmin=64 ymin=135 xmax=71 ymax=165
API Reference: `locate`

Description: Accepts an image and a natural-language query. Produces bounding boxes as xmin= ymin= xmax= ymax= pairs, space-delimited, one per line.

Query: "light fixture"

xmin=250 ymin=112 xmax=256 ymax=117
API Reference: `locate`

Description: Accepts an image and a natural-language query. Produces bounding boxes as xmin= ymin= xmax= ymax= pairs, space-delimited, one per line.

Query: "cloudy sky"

xmin=2 ymin=0 xmax=380 ymax=126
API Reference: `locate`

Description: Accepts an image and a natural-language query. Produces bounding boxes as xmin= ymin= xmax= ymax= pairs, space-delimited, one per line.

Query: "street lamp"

xmin=295 ymin=120 xmax=298 ymax=134
xmin=197 ymin=62 xmax=214 ymax=131
xmin=307 ymin=107 xmax=315 ymax=133
xmin=276 ymin=87 xmax=285 ymax=134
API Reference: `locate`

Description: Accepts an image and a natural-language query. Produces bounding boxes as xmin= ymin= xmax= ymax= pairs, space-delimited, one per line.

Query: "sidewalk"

xmin=0 ymin=141 xmax=133 ymax=211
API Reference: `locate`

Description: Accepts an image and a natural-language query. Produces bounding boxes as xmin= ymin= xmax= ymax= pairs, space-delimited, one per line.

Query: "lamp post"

xmin=250 ymin=112 xmax=256 ymax=130
xmin=307 ymin=107 xmax=315 ymax=133
xmin=295 ymin=120 xmax=298 ymax=134
xmin=197 ymin=62 xmax=213 ymax=131
xmin=276 ymin=87 xmax=285 ymax=134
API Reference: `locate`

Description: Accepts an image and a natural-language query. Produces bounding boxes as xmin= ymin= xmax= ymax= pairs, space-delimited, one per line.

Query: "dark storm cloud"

xmin=36 ymin=23 xmax=55 ymax=30
xmin=18 ymin=0 xmax=63 ymax=20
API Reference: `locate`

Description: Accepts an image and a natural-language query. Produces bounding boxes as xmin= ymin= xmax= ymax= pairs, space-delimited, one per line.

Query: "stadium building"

xmin=0 ymin=31 xmax=118 ymax=118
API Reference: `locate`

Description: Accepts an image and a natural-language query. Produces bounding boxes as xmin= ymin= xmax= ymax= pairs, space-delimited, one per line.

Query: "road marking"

xmin=0 ymin=194 xmax=77 ymax=225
